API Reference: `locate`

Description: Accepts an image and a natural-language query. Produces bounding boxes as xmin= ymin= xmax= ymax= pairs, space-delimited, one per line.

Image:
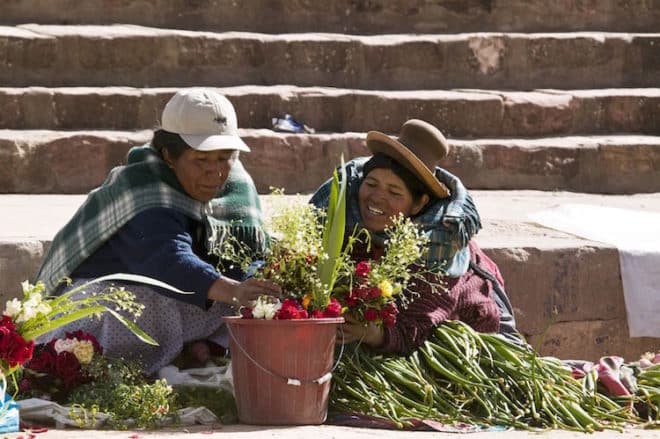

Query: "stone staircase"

xmin=1 ymin=0 xmax=658 ymax=361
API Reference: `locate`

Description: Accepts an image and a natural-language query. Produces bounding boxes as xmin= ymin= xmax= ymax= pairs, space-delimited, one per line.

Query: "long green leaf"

xmin=322 ymin=168 xmax=340 ymax=250
xmin=56 ymin=273 xmax=194 ymax=302
xmin=23 ymin=304 xmax=158 ymax=346
xmin=106 ymin=308 xmax=159 ymax=346
xmin=317 ymin=157 xmax=347 ymax=303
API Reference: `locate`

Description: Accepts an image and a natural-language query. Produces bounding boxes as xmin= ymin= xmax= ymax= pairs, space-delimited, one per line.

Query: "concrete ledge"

xmin=2 ymin=87 xmax=659 ymax=137
xmin=2 ymin=0 xmax=660 ymax=34
xmin=1 ymin=26 xmax=659 ymax=89
xmin=2 ymin=130 xmax=659 ymax=194
xmin=1 ymin=192 xmax=659 ymax=360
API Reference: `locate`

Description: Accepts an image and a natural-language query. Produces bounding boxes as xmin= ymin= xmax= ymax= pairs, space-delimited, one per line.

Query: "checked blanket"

xmin=310 ymin=157 xmax=481 ymax=277
xmin=36 ymin=145 xmax=266 ymax=294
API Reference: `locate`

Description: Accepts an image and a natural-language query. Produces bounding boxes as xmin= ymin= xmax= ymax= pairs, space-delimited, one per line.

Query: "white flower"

xmin=252 ymin=296 xmax=281 ymax=320
xmin=4 ymin=298 xmax=22 ymax=318
xmin=17 ymin=305 xmax=38 ymax=323
xmin=21 ymin=280 xmax=31 ymax=294
xmin=54 ymin=338 xmax=77 ymax=354
xmin=36 ymin=302 xmax=52 ymax=315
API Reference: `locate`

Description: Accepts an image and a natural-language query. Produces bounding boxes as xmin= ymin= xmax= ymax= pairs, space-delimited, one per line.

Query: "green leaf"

xmin=317 ymin=156 xmax=347 ymax=305
xmin=322 ymin=168 xmax=340 ymax=251
xmin=106 ymin=308 xmax=159 ymax=346
xmin=59 ymin=273 xmax=195 ymax=299
xmin=21 ymin=305 xmax=108 ymax=341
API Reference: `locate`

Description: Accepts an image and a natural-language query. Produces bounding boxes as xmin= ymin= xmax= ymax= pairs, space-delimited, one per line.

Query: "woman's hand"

xmin=209 ymin=277 xmax=281 ymax=307
xmin=339 ymin=314 xmax=385 ymax=348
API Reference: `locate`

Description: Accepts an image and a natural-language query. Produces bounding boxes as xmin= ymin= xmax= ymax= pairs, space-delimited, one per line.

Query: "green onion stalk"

xmin=330 ymin=321 xmax=653 ymax=432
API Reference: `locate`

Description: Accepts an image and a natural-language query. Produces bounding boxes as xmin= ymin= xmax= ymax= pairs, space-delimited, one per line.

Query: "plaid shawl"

xmin=36 ymin=145 xmax=266 ymax=294
xmin=309 ymin=157 xmax=481 ymax=277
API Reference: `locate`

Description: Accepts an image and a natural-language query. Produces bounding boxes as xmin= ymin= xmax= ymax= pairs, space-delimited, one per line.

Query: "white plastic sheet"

xmin=529 ymin=203 xmax=660 ymax=337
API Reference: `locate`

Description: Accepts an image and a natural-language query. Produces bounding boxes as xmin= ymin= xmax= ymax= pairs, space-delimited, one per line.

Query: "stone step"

xmin=2 ymin=86 xmax=660 ymax=138
xmin=1 ymin=25 xmax=659 ymax=90
xmin=2 ymin=129 xmax=659 ymax=195
xmin=2 ymin=0 xmax=659 ymax=34
xmin=2 ymin=191 xmax=658 ymax=361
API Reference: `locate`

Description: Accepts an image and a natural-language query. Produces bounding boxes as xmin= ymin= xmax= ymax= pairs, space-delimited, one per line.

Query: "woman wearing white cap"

xmin=311 ymin=119 xmax=522 ymax=353
xmin=35 ymin=88 xmax=280 ymax=374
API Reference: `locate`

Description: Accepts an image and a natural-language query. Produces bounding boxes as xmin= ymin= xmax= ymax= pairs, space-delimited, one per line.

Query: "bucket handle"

xmin=227 ymin=322 xmax=345 ymax=387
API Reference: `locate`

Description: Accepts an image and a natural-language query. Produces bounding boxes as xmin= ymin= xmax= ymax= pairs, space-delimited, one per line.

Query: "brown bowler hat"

xmin=366 ymin=119 xmax=450 ymax=198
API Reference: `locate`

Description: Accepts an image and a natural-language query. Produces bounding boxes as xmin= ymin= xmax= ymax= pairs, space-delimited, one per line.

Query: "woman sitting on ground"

xmin=310 ymin=119 xmax=522 ymax=353
xmin=35 ymin=88 xmax=280 ymax=374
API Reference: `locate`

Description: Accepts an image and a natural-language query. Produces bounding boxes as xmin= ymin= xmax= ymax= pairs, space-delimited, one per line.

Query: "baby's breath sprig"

xmin=367 ymin=214 xmax=429 ymax=293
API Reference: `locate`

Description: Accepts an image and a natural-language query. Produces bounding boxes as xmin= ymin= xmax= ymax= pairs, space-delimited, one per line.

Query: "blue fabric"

xmin=72 ymin=207 xmax=220 ymax=309
xmin=0 ymin=393 xmax=19 ymax=433
xmin=309 ymin=157 xmax=482 ymax=277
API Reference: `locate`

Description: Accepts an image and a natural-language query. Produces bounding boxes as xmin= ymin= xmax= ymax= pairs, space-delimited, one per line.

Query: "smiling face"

xmin=358 ymin=167 xmax=430 ymax=232
xmin=164 ymin=147 xmax=236 ymax=202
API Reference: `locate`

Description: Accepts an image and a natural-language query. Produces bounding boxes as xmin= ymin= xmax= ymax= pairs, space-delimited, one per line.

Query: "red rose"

xmin=299 ymin=309 xmax=309 ymax=319
xmin=65 ymin=330 xmax=103 ymax=354
xmin=355 ymin=261 xmax=371 ymax=278
xmin=352 ymin=286 xmax=369 ymax=300
xmin=275 ymin=299 xmax=302 ymax=320
xmin=311 ymin=310 xmax=324 ymax=318
xmin=364 ymin=308 xmax=379 ymax=321
xmin=0 ymin=315 xmax=16 ymax=331
xmin=322 ymin=298 xmax=342 ymax=318
xmin=54 ymin=351 xmax=82 ymax=388
xmin=343 ymin=293 xmax=358 ymax=308
xmin=26 ymin=347 xmax=56 ymax=373
xmin=368 ymin=287 xmax=382 ymax=299
xmin=240 ymin=307 xmax=254 ymax=319
xmin=0 ymin=326 xmax=34 ymax=367
xmin=382 ymin=302 xmax=398 ymax=315
xmin=380 ymin=303 xmax=398 ymax=327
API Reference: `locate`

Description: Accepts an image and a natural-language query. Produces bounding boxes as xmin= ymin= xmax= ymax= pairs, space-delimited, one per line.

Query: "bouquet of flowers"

xmin=216 ymin=162 xmax=355 ymax=319
xmin=0 ymin=274 xmax=161 ymax=394
xmin=216 ymin=161 xmax=434 ymax=328
xmin=17 ymin=330 xmax=176 ymax=430
xmin=20 ymin=330 xmax=104 ymax=398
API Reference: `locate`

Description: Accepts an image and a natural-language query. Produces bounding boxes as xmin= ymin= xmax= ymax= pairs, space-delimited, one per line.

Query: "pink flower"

xmin=355 ymin=261 xmax=371 ymax=278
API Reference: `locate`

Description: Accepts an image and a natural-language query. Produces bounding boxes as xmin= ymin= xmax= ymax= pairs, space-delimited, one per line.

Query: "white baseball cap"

xmin=161 ymin=88 xmax=250 ymax=152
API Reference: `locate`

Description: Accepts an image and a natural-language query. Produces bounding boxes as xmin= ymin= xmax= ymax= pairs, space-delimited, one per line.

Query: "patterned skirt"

xmin=42 ymin=280 xmax=235 ymax=375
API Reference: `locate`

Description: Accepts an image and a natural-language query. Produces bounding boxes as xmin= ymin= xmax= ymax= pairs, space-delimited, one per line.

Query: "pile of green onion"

xmin=331 ymin=321 xmax=656 ymax=432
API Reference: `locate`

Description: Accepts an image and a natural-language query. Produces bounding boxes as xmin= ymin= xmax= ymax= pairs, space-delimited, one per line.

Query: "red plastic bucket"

xmin=223 ymin=316 xmax=343 ymax=425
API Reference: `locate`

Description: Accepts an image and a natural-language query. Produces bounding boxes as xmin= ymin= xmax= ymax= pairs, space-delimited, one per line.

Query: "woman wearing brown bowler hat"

xmin=311 ymin=119 xmax=521 ymax=354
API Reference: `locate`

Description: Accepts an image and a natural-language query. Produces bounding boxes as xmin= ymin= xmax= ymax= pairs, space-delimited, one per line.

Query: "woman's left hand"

xmin=339 ymin=314 xmax=385 ymax=348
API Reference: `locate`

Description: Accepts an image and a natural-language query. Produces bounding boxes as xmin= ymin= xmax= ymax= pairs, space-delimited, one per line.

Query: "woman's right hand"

xmin=209 ymin=276 xmax=281 ymax=307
